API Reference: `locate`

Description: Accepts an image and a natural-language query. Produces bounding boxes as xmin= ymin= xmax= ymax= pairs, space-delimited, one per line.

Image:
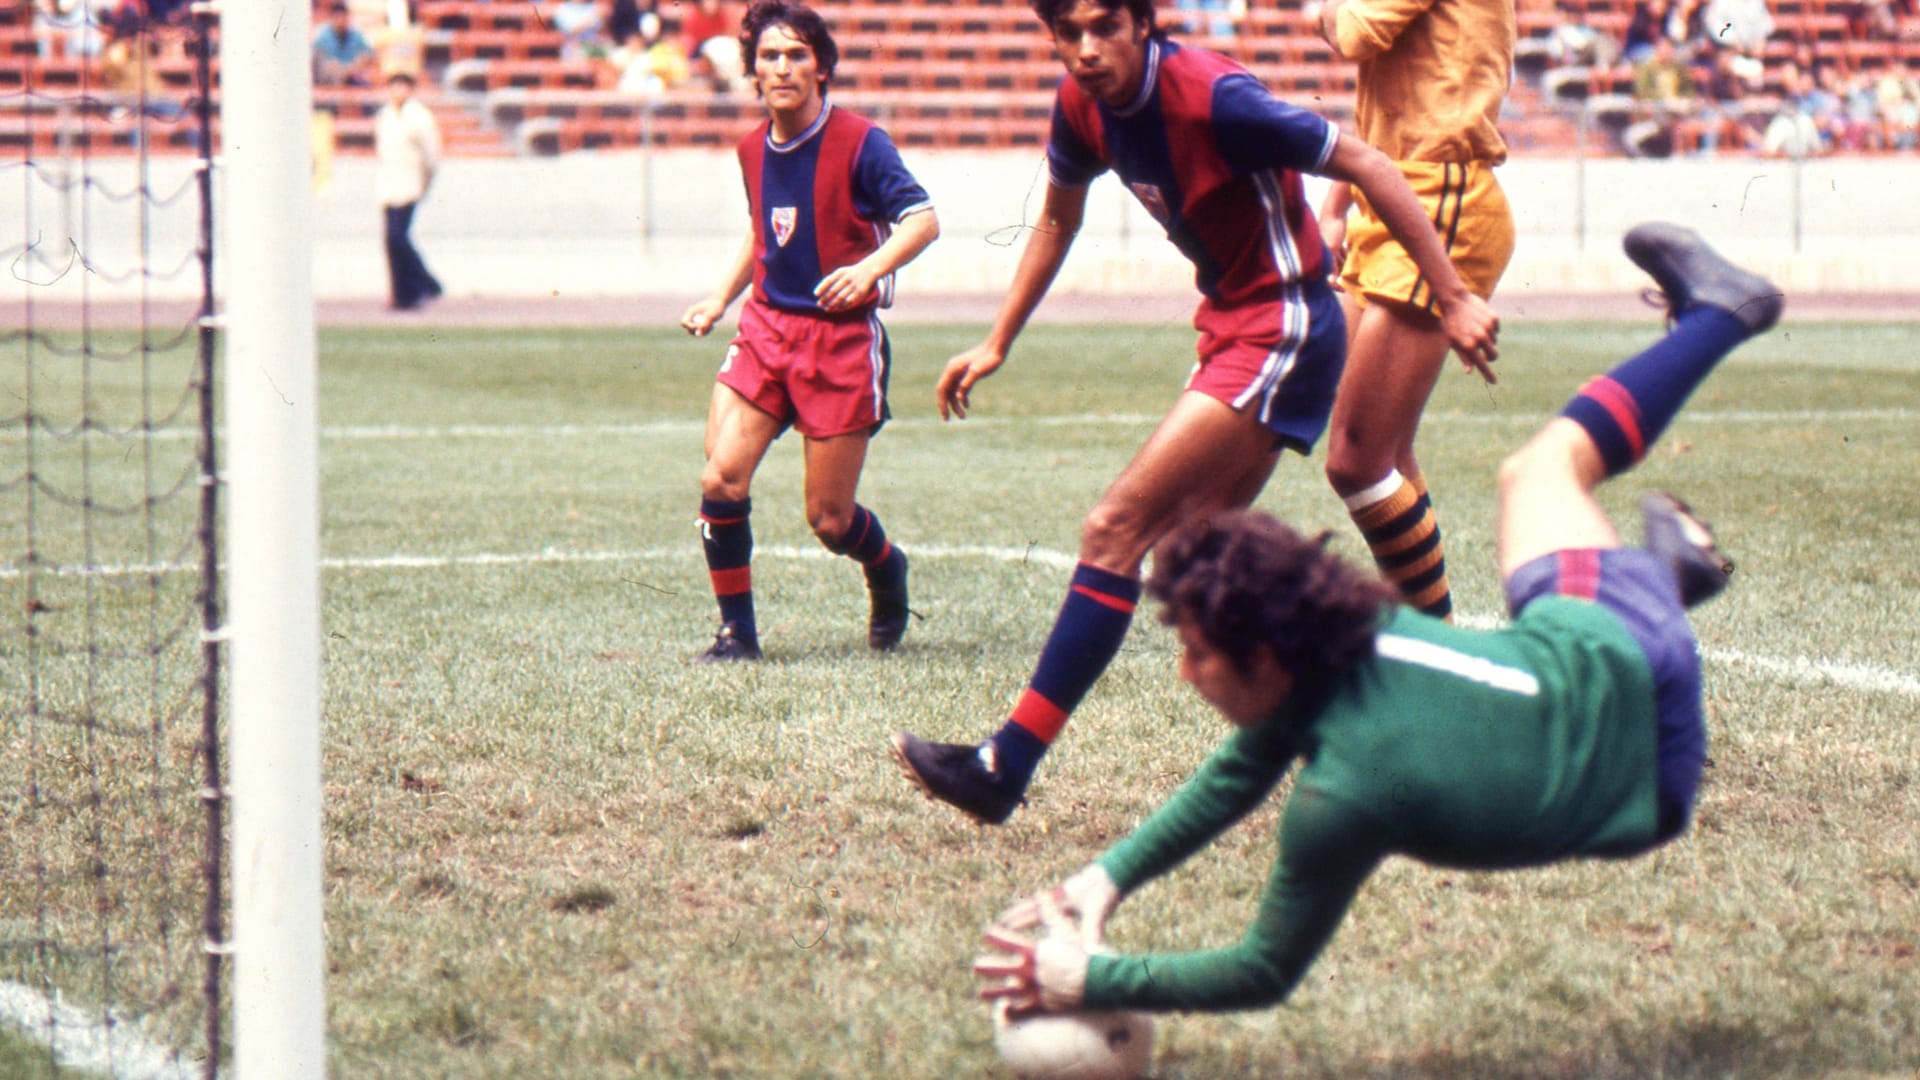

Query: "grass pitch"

xmin=5 ymin=316 xmax=1919 ymax=1077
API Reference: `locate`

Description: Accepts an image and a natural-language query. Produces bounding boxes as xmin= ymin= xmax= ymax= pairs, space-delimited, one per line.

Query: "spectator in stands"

xmin=1621 ymin=0 xmax=1673 ymax=63
xmin=375 ymin=71 xmax=443 ymax=310
xmin=1666 ymin=0 xmax=1708 ymax=49
xmin=1177 ymin=0 xmax=1237 ymax=39
xmin=607 ymin=7 xmax=691 ymax=92
xmin=313 ymin=2 xmax=378 ymax=86
xmin=1762 ymin=60 xmax=1828 ymax=157
xmin=1622 ymin=35 xmax=1697 ymax=156
xmin=35 ymin=0 xmax=112 ymax=59
xmin=608 ymin=0 xmax=644 ymax=46
xmin=1843 ymin=0 xmax=1900 ymax=40
xmin=551 ymin=0 xmax=606 ymax=59
xmin=1549 ymin=0 xmax=1620 ymax=67
xmin=1701 ymin=0 xmax=1773 ymax=55
xmin=1692 ymin=43 xmax=1763 ymax=152
xmin=1878 ymin=72 xmax=1920 ymax=150
xmin=1827 ymin=68 xmax=1879 ymax=149
xmin=373 ymin=0 xmax=426 ymax=80
xmin=681 ymin=0 xmax=745 ymax=91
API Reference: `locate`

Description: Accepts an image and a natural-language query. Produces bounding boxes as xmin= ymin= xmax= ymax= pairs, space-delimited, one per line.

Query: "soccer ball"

xmin=990 ymin=999 xmax=1154 ymax=1080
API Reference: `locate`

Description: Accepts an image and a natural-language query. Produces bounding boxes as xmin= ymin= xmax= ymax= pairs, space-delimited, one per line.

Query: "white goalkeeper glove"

xmin=994 ymin=863 xmax=1121 ymax=952
xmin=974 ymin=891 xmax=1090 ymax=1013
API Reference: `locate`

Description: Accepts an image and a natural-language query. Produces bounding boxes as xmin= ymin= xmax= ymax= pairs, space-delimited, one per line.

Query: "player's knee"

xmin=1079 ymin=501 xmax=1152 ymax=566
xmin=1322 ymin=424 xmax=1403 ymax=496
xmin=1323 ymin=447 xmax=1381 ymax=496
xmin=806 ymin=503 xmax=854 ymax=546
xmin=1496 ymin=443 xmax=1549 ymax=503
xmin=700 ymin=463 xmax=751 ymax=503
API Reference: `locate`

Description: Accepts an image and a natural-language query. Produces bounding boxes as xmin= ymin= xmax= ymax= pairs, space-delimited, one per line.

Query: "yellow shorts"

xmin=1342 ymin=159 xmax=1514 ymax=316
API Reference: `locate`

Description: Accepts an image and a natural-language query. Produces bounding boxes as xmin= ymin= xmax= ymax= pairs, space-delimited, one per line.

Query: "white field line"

xmin=7 ymin=543 xmax=1915 ymax=700
xmin=1452 ymin=612 xmax=1920 ymax=699
xmin=116 ymin=406 xmax=1920 ymax=443
xmin=0 ymin=981 xmax=208 ymax=1080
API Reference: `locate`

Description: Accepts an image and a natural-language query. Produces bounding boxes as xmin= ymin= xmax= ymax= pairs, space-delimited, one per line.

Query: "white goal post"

xmin=216 ymin=0 xmax=328 ymax=1076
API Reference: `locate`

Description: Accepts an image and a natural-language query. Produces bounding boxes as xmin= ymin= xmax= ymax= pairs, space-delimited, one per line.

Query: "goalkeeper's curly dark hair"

xmin=1147 ymin=511 xmax=1395 ymax=690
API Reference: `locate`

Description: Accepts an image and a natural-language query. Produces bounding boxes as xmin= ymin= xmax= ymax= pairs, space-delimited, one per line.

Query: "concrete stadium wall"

xmin=6 ymin=150 xmax=1919 ymax=307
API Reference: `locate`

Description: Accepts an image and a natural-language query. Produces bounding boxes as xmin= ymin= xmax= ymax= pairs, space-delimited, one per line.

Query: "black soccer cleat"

xmin=889 ymin=731 xmax=1025 ymax=825
xmin=1623 ymin=222 xmax=1784 ymax=334
xmin=868 ymin=552 xmax=911 ymax=652
xmin=1641 ymin=492 xmax=1734 ymax=608
xmin=696 ymin=622 xmax=762 ymax=663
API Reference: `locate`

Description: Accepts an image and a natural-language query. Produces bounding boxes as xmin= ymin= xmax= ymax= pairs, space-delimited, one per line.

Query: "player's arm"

xmin=1082 ymin=792 xmax=1385 ymax=1011
xmin=1317 ymin=180 xmax=1354 ymax=267
xmin=814 ymin=206 xmax=940 ymax=313
xmin=681 ymin=233 xmax=754 ymax=337
xmin=1321 ymin=133 xmax=1500 ymax=378
xmin=1316 ymin=0 xmax=1438 ymax=60
xmin=937 ymin=180 xmax=1087 ymax=421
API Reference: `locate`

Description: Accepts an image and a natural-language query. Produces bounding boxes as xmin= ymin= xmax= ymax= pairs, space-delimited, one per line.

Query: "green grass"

xmin=5 ymin=319 xmax=1919 ymax=1077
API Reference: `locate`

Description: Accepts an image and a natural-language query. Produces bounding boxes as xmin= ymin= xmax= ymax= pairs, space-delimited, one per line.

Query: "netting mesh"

xmin=2 ymin=6 xmax=222 ymax=1077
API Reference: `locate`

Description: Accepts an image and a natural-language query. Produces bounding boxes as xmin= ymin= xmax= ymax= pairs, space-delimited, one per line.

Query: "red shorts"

xmin=1185 ymin=278 xmax=1346 ymax=455
xmin=717 ymin=297 xmax=892 ymax=439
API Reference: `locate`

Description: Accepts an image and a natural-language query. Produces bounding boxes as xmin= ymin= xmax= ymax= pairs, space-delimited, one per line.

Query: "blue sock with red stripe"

xmin=1560 ymin=307 xmax=1751 ymax=477
xmin=825 ymin=504 xmax=905 ymax=590
xmin=699 ymin=496 xmax=756 ymax=643
xmin=987 ymin=562 xmax=1142 ymax=790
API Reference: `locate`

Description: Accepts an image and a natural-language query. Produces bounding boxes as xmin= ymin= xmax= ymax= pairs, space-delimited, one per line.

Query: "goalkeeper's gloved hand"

xmin=974 ymin=891 xmax=1090 ymax=1014
xmin=994 ymin=863 xmax=1121 ymax=951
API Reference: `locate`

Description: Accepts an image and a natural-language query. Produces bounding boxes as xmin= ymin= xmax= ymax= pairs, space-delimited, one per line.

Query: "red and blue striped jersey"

xmin=1048 ymin=38 xmax=1339 ymax=306
xmin=737 ymin=104 xmax=934 ymax=315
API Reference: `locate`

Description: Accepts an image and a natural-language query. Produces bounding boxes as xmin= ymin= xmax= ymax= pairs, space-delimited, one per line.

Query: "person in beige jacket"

xmin=1313 ymin=0 xmax=1515 ymax=621
xmin=375 ymin=71 xmax=442 ymax=310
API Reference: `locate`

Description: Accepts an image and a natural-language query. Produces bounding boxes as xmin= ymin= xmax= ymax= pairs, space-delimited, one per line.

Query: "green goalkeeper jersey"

xmin=1084 ymin=597 xmax=1663 ymax=1012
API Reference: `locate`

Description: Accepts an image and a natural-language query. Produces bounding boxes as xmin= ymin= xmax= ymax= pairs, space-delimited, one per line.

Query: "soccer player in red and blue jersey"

xmin=891 ymin=0 xmax=1499 ymax=823
xmin=681 ymin=0 xmax=939 ymax=662
xmin=972 ymin=225 xmax=1780 ymax=1019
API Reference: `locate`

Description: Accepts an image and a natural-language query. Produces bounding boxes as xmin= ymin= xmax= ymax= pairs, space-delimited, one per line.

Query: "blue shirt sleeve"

xmin=1209 ymin=73 xmax=1339 ymax=177
xmin=851 ymin=127 xmax=934 ymax=224
xmin=1044 ymin=99 xmax=1107 ymax=188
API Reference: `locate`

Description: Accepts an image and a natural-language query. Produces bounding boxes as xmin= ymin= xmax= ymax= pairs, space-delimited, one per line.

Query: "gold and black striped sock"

xmin=1345 ymin=470 xmax=1453 ymax=620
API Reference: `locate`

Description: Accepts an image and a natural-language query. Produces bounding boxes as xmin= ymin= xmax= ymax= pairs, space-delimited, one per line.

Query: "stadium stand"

xmin=2 ymin=0 xmax=1916 ymax=156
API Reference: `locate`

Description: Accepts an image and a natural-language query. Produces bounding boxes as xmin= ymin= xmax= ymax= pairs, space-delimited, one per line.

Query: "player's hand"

xmin=1441 ymin=292 xmax=1500 ymax=384
xmin=994 ymin=864 xmax=1120 ymax=952
xmin=937 ymin=342 xmax=1006 ymax=421
xmin=974 ymin=892 xmax=1090 ymax=1015
xmin=814 ymin=264 xmax=877 ymax=313
xmin=680 ymin=297 xmax=728 ymax=337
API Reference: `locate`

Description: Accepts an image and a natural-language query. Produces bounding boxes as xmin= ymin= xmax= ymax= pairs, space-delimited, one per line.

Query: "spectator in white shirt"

xmin=375 ymin=71 xmax=443 ymax=310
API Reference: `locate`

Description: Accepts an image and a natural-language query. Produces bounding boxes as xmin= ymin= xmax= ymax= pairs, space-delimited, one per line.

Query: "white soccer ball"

xmin=991 ymin=999 xmax=1154 ymax=1080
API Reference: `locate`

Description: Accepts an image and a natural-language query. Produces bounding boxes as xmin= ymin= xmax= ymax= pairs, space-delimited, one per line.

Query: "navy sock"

xmin=1559 ymin=306 xmax=1751 ymax=477
xmin=988 ymin=562 xmax=1141 ymax=788
xmin=826 ymin=504 xmax=905 ymax=589
xmin=699 ymin=496 xmax=756 ymax=640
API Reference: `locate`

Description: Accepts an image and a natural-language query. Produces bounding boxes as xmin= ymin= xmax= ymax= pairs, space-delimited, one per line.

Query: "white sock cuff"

xmin=1342 ymin=469 xmax=1407 ymax=511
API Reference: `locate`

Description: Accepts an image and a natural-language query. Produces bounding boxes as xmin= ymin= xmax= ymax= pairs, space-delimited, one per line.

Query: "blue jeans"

xmin=383 ymin=201 xmax=441 ymax=308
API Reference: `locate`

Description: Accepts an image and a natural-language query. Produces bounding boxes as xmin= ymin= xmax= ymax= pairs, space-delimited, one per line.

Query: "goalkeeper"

xmin=974 ymin=224 xmax=1780 ymax=1014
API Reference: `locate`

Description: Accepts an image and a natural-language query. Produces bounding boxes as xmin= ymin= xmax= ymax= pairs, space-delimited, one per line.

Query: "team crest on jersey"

xmin=771 ymin=206 xmax=798 ymax=248
xmin=1128 ymin=182 xmax=1170 ymax=225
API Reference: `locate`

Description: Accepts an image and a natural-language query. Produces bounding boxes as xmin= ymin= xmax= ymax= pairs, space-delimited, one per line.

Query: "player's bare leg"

xmin=1497 ymin=223 xmax=1779 ymax=604
xmin=803 ymin=429 xmax=914 ymax=650
xmin=1324 ymin=299 xmax=1457 ymax=617
xmin=696 ymin=385 xmax=782 ymax=661
xmin=1078 ymin=391 xmax=1285 ymax=574
xmin=1495 ymin=419 xmax=1620 ymax=578
xmin=893 ymin=393 xmax=1282 ymax=823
